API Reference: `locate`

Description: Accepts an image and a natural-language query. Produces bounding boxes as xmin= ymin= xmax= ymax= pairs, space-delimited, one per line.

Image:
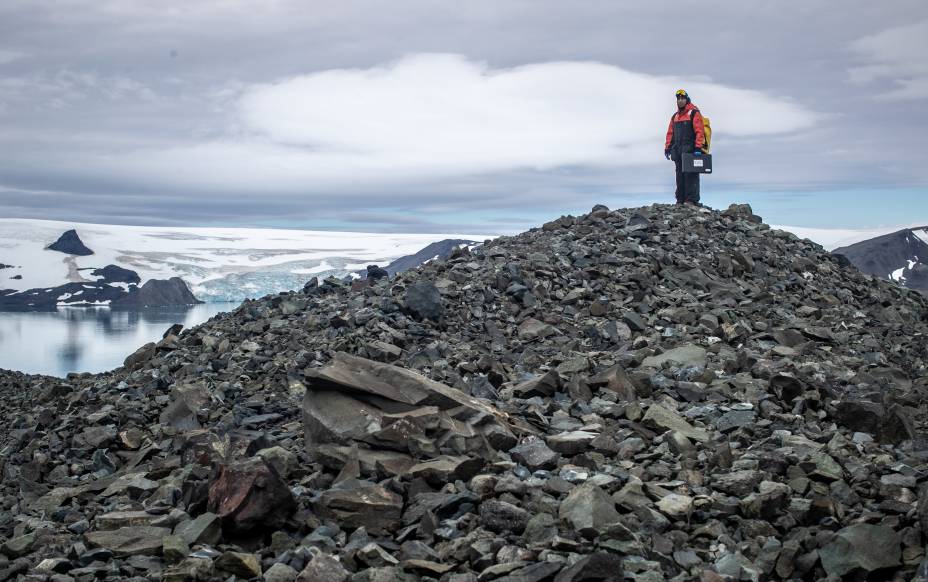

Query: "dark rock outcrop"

xmin=111 ymin=277 xmax=201 ymax=308
xmin=365 ymin=264 xmax=389 ymax=281
xmin=45 ymin=229 xmax=94 ymax=256
xmin=91 ymin=264 xmax=141 ymax=285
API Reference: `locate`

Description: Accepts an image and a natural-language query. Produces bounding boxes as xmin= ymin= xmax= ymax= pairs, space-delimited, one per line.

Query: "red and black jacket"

xmin=665 ymin=102 xmax=705 ymax=157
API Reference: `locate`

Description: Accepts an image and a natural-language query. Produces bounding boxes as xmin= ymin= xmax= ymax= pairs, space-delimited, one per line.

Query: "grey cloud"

xmin=0 ymin=0 xmax=926 ymax=231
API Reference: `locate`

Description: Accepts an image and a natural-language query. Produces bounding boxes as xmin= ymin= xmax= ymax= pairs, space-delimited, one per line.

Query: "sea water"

xmin=0 ymin=303 xmax=236 ymax=377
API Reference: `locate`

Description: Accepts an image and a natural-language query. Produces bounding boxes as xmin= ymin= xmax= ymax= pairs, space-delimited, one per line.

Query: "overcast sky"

xmin=1 ymin=0 xmax=927 ymax=234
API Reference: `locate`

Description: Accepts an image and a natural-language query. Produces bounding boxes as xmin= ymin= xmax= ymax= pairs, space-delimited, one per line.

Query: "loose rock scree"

xmin=1 ymin=203 xmax=928 ymax=581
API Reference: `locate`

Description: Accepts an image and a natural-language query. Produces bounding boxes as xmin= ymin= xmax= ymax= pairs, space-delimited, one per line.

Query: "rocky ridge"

xmin=1 ymin=203 xmax=928 ymax=581
xmin=367 ymin=239 xmax=479 ymax=278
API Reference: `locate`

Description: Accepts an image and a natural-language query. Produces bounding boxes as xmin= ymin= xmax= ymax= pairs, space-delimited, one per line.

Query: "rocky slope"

xmin=1 ymin=203 xmax=927 ymax=581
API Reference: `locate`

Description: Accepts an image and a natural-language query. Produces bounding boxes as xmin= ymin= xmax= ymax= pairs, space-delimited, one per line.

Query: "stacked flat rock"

xmin=2 ymin=202 xmax=928 ymax=582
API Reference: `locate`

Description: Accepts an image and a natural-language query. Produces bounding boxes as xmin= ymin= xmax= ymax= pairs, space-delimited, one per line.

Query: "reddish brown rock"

xmin=207 ymin=457 xmax=296 ymax=533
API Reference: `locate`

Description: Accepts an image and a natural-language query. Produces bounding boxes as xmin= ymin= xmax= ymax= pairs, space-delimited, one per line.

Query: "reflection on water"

xmin=0 ymin=304 xmax=237 ymax=377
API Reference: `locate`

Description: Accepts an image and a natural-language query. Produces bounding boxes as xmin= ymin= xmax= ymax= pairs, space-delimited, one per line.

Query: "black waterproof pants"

xmin=674 ymin=157 xmax=700 ymax=203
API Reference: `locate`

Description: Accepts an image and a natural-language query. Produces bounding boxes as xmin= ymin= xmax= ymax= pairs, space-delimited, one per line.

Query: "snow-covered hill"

xmin=0 ymin=219 xmax=488 ymax=302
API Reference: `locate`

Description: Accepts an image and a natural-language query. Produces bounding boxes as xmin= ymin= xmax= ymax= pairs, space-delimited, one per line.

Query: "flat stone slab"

xmin=84 ymin=526 xmax=171 ymax=557
xmin=303 ymin=352 xmax=517 ymax=463
xmin=546 ymin=430 xmax=598 ymax=455
xmin=642 ymin=403 xmax=710 ymax=442
xmin=95 ymin=510 xmax=162 ymax=530
xmin=642 ymin=345 xmax=707 ymax=369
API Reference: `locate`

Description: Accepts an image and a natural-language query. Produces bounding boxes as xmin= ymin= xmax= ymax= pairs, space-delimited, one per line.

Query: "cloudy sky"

xmin=1 ymin=1 xmax=926 ymax=234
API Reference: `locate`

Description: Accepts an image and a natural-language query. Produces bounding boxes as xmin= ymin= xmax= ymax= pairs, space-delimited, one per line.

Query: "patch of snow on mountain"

xmin=914 ymin=228 xmax=928 ymax=246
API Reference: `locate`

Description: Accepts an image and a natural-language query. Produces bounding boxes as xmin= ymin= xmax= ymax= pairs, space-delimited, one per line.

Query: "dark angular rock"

xmin=215 ymin=551 xmax=262 ymax=578
xmin=881 ymin=405 xmax=916 ymax=444
xmin=297 ymin=552 xmax=351 ymax=581
xmin=715 ymin=410 xmax=755 ymax=433
xmin=407 ymin=455 xmax=485 ymax=486
xmin=622 ymin=311 xmax=647 ymax=332
xmin=479 ymin=500 xmax=530 ymax=534
xmin=366 ymin=265 xmax=389 ymax=280
xmin=769 ymin=374 xmax=806 ymax=403
xmin=207 ymin=457 xmax=297 ymax=533
xmin=173 ymin=512 xmax=221 ymax=546
xmin=510 ymin=437 xmax=560 ymax=471
xmin=554 ymin=552 xmax=624 ymax=582
xmin=722 ymin=203 xmax=763 ymax=223
xmin=820 ymin=523 xmax=901 ymax=577
xmin=511 ymin=370 xmax=561 ymax=398
xmin=833 ymin=400 xmax=883 ymax=434
xmin=559 ymin=483 xmax=621 ymax=539
xmin=517 ymin=318 xmax=556 ymax=340
xmin=546 ymin=430 xmax=597 ymax=455
xmin=316 ymin=481 xmax=403 ymax=535
xmin=494 ymin=562 xmax=563 ymax=582
xmin=0 ymin=533 xmax=36 ymax=558
xmin=404 ymin=280 xmax=443 ymax=321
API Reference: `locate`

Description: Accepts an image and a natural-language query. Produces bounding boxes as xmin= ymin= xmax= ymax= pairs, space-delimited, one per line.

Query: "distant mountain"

xmin=833 ymin=226 xmax=928 ymax=294
xmin=359 ymin=238 xmax=480 ymax=278
xmin=0 ymin=219 xmax=494 ymax=303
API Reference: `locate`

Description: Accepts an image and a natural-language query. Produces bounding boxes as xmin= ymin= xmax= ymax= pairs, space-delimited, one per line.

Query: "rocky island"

xmin=0 ymin=229 xmax=200 ymax=311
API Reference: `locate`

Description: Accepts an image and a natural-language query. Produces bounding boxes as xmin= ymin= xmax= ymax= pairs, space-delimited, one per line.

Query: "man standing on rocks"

xmin=664 ymin=88 xmax=706 ymax=206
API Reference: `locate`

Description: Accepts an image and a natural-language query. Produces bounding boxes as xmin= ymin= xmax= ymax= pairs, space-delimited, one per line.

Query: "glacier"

xmin=0 ymin=219 xmax=490 ymax=303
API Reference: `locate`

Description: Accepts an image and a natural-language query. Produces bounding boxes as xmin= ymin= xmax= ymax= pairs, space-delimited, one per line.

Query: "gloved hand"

xmin=692 ymin=149 xmax=702 ymax=156
xmin=665 ymin=150 xmax=671 ymax=160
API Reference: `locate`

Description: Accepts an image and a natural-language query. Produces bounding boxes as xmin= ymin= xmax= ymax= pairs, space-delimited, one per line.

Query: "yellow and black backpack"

xmin=701 ymin=113 xmax=712 ymax=153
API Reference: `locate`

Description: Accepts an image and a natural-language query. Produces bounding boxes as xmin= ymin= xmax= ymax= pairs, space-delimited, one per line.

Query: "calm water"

xmin=0 ymin=304 xmax=237 ymax=377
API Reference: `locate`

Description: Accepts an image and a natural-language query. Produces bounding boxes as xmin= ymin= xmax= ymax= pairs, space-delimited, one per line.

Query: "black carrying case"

xmin=682 ymin=153 xmax=712 ymax=174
